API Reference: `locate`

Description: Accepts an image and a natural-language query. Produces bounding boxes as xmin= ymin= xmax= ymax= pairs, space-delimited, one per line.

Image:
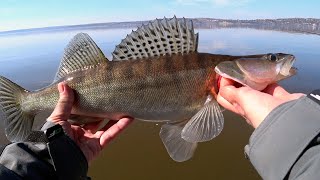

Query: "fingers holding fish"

xmin=98 ymin=118 xmax=134 ymax=148
xmin=263 ymin=83 xmax=305 ymax=100
xmin=217 ymin=85 xmax=246 ymax=116
xmin=218 ymin=81 xmax=303 ymax=128
xmin=216 ymin=77 xmax=245 ymax=115
xmin=74 ymin=118 xmax=133 ymax=163
xmin=263 ymin=83 xmax=290 ymax=97
xmin=45 ymin=82 xmax=75 ymax=138
xmin=44 ymin=82 xmax=134 ymax=163
xmin=218 ymin=85 xmax=268 ymax=128
xmin=82 ymin=119 xmax=107 ymax=134
xmin=47 ymin=82 xmax=74 ymax=124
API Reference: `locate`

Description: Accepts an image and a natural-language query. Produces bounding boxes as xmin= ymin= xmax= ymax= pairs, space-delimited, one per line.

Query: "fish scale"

xmin=24 ymin=53 xmax=217 ymax=119
xmin=0 ymin=17 xmax=296 ymax=162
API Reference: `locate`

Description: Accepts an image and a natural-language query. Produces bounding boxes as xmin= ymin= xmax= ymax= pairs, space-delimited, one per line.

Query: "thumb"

xmin=219 ymin=85 xmax=238 ymax=104
xmin=218 ymin=85 xmax=252 ymax=116
xmin=48 ymin=82 xmax=74 ymax=123
xmin=263 ymin=83 xmax=290 ymax=98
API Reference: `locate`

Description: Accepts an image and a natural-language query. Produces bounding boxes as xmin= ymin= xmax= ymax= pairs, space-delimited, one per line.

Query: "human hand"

xmin=47 ymin=82 xmax=134 ymax=164
xmin=217 ymin=77 xmax=304 ymax=128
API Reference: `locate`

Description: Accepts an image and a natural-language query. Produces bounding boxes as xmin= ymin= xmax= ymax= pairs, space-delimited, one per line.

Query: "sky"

xmin=1 ymin=0 xmax=320 ymax=32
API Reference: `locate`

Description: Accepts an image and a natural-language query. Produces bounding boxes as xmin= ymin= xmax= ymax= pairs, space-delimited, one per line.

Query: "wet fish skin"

xmin=22 ymin=52 xmax=248 ymax=122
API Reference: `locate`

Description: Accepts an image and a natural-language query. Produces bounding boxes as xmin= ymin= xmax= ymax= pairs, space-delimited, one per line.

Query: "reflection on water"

xmin=0 ymin=28 xmax=320 ymax=179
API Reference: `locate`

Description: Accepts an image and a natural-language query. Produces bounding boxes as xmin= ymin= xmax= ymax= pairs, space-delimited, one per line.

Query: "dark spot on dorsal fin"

xmin=112 ymin=16 xmax=198 ymax=61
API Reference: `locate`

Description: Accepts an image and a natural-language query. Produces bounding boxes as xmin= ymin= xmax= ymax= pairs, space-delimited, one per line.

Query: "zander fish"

xmin=0 ymin=17 xmax=296 ymax=162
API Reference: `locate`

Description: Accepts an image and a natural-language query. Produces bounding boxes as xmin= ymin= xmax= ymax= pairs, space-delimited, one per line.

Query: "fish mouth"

xmin=279 ymin=55 xmax=295 ymax=76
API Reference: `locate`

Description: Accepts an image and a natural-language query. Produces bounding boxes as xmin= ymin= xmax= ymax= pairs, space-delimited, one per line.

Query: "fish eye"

xmin=268 ymin=54 xmax=277 ymax=61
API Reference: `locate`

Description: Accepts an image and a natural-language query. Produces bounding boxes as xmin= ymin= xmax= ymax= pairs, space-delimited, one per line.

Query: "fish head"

xmin=214 ymin=53 xmax=296 ymax=90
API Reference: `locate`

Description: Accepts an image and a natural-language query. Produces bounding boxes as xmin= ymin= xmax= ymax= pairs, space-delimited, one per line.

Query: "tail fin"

xmin=0 ymin=76 xmax=33 ymax=142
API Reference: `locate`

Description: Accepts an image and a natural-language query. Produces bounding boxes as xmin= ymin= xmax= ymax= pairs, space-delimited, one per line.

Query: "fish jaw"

xmin=214 ymin=62 xmax=271 ymax=90
xmin=279 ymin=54 xmax=296 ymax=76
xmin=214 ymin=53 xmax=296 ymax=91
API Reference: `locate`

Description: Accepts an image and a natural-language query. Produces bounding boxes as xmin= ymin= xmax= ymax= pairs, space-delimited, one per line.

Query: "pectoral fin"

xmin=181 ymin=97 xmax=224 ymax=143
xmin=160 ymin=121 xmax=197 ymax=162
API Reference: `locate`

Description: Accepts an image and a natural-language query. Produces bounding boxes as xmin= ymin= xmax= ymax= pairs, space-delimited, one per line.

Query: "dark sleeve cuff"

xmin=0 ymin=123 xmax=89 ymax=180
xmin=48 ymin=134 xmax=89 ymax=180
xmin=44 ymin=123 xmax=89 ymax=180
xmin=244 ymin=96 xmax=320 ymax=179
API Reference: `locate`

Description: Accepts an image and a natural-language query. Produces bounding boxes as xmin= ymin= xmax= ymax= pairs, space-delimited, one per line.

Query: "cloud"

xmin=175 ymin=0 xmax=251 ymax=6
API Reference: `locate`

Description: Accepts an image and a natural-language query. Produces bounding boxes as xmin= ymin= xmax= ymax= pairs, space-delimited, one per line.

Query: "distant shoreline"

xmin=1 ymin=18 xmax=320 ymax=36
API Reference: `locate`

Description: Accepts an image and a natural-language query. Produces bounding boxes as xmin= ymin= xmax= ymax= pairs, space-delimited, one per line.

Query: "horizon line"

xmin=1 ymin=16 xmax=318 ymax=34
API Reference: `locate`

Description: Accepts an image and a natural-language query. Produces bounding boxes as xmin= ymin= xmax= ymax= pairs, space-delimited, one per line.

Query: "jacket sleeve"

xmin=0 ymin=123 xmax=90 ymax=180
xmin=245 ymin=95 xmax=320 ymax=179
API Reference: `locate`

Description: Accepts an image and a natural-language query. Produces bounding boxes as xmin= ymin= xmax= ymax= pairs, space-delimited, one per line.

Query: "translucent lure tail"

xmin=0 ymin=76 xmax=33 ymax=142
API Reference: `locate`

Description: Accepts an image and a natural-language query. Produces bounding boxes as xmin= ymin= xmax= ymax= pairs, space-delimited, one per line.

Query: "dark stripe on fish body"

xmin=183 ymin=53 xmax=199 ymax=71
xmin=182 ymin=54 xmax=191 ymax=70
xmin=174 ymin=54 xmax=185 ymax=72
xmin=145 ymin=58 xmax=152 ymax=76
xmin=196 ymin=53 xmax=207 ymax=69
xmin=165 ymin=55 xmax=183 ymax=94
xmin=124 ymin=61 xmax=134 ymax=79
xmin=135 ymin=59 xmax=148 ymax=91
xmin=105 ymin=61 xmax=114 ymax=82
xmin=131 ymin=59 xmax=145 ymax=79
xmin=164 ymin=55 xmax=172 ymax=73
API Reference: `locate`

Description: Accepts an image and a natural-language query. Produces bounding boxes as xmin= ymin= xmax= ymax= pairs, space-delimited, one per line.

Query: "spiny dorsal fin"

xmin=112 ymin=16 xmax=198 ymax=61
xmin=54 ymin=33 xmax=107 ymax=81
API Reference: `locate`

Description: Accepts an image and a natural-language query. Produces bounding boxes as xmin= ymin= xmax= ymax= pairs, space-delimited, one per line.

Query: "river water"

xmin=0 ymin=27 xmax=319 ymax=179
